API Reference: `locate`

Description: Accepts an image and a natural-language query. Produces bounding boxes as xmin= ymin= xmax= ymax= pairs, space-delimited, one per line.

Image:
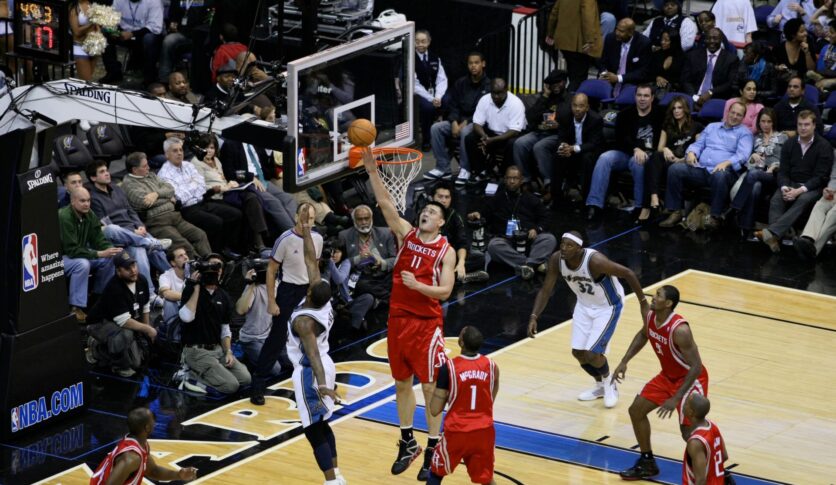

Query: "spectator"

xmin=768 ymin=0 xmax=817 ymax=31
xmin=59 ymin=187 xmax=122 ymax=322
xmin=148 ymin=82 xmax=166 ymax=97
xmin=711 ymin=0 xmax=757 ymax=49
xmin=512 ymin=69 xmax=569 ymax=187
xmin=467 ymin=166 xmax=556 ymax=281
xmin=660 ymin=102 xmax=753 ymax=229
xmin=642 ymin=0 xmax=699 ymax=51
xmin=179 ymin=253 xmax=252 ymax=394
xmin=289 ymin=186 xmax=349 ymax=237
xmin=158 ymin=246 xmax=188 ymax=334
xmin=164 ymin=72 xmax=202 ymax=104
xmin=729 ymin=108 xmax=787 ymax=240
xmin=756 ymin=110 xmax=834 ymax=251
xmin=86 ymin=252 xmax=157 ymax=377
xmin=158 ymin=0 xmax=211 ymax=82
xmin=210 ymin=23 xmax=248 ymax=84
xmin=158 ymin=137 xmax=243 ymax=253
xmin=58 ymin=170 xmax=84 ymax=208
xmin=192 ymin=134 xmax=269 ymax=250
xmin=101 ymin=0 xmax=164 ymax=85
xmin=206 ymin=66 xmax=239 ymax=103
xmin=774 ymin=19 xmax=816 ymax=86
xmin=414 ymin=29 xmax=448 ymax=151
xmin=250 ymin=204 xmax=323 ymax=406
xmin=600 ymin=19 xmax=652 ymax=96
xmin=555 ymin=93 xmax=605 ymax=203
xmin=734 ymin=43 xmax=777 ymax=101
xmin=121 ymin=151 xmax=212 ymax=257
xmin=430 ymin=183 xmax=489 ymax=283
xmin=694 ymin=11 xmax=737 ymax=55
xmin=796 ymin=162 xmax=836 ymax=259
xmin=423 ymin=51 xmax=491 ymax=185
xmin=681 ymin=28 xmax=739 ymax=108
xmin=545 ymin=0 xmax=603 ymax=90
xmin=235 ymin=263 xmax=282 ymax=376
xmin=69 ymin=0 xmax=99 ymax=81
xmin=639 ymin=96 xmax=704 ymax=222
xmin=649 ymin=31 xmax=685 ymax=95
xmin=586 ymin=84 xmax=663 ymax=221
xmin=337 ymin=205 xmax=397 ymax=313
xmin=774 ymin=75 xmax=823 ymax=135
xmin=723 ymin=79 xmax=764 ymax=134
xmin=812 ymin=21 xmax=836 ymax=92
xmin=85 ymin=161 xmax=171 ymax=299
xmin=465 ymin=78 xmax=527 ymax=181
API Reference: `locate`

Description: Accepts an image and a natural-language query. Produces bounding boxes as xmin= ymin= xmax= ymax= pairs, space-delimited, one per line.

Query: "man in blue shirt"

xmin=660 ymin=102 xmax=753 ymax=229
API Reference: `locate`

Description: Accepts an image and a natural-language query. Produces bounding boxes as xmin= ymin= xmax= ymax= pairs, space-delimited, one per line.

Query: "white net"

xmin=374 ymin=148 xmax=423 ymax=213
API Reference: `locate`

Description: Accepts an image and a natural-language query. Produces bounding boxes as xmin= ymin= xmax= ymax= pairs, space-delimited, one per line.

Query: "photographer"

xmin=158 ymin=246 xmax=188 ymax=338
xmin=235 ymin=259 xmax=282 ymax=377
xmin=322 ymin=239 xmax=376 ymax=333
xmin=179 ymin=254 xmax=251 ymax=395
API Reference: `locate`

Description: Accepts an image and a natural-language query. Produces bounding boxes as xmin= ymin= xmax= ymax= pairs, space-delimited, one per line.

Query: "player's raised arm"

xmin=300 ymin=211 xmax=321 ymax=286
xmin=528 ymin=251 xmax=562 ymax=338
xmin=589 ymin=252 xmax=650 ymax=321
xmin=362 ymin=147 xmax=412 ymax=238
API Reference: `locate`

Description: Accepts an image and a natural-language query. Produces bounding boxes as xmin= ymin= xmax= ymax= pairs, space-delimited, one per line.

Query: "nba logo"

xmin=297 ymin=147 xmax=307 ymax=178
xmin=10 ymin=406 xmax=19 ymax=433
xmin=22 ymin=233 xmax=39 ymax=292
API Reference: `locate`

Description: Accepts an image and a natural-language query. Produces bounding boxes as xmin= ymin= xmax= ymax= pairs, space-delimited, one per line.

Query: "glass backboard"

xmin=284 ymin=22 xmax=414 ymax=192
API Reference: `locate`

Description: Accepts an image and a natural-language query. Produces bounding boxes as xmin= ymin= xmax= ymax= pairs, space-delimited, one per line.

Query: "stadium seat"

xmin=754 ymin=5 xmax=773 ymax=28
xmin=86 ymin=123 xmax=126 ymax=164
xmin=52 ymin=134 xmax=95 ymax=173
xmin=576 ymin=79 xmax=613 ymax=105
xmin=659 ymin=92 xmax=694 ymax=112
xmin=698 ymin=98 xmax=727 ymax=122
xmin=613 ymin=84 xmax=637 ymax=106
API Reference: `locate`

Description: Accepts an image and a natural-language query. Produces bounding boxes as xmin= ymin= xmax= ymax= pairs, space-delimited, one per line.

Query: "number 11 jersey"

xmin=559 ymin=248 xmax=625 ymax=309
xmin=390 ymin=228 xmax=450 ymax=319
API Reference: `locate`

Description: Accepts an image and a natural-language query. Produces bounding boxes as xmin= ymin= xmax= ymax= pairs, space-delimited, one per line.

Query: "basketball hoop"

xmin=372 ymin=147 xmax=423 ymax=213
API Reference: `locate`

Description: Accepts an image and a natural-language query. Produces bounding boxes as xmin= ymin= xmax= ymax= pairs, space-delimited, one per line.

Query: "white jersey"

xmin=559 ymin=249 xmax=625 ymax=309
xmin=286 ymin=298 xmax=335 ymax=367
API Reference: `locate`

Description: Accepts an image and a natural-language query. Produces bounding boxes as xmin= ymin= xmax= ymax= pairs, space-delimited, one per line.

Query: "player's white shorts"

xmin=571 ymin=302 xmax=622 ymax=353
xmin=292 ymin=355 xmax=336 ymax=428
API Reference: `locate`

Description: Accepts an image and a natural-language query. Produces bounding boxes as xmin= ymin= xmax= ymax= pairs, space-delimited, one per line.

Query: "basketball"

xmin=348 ymin=119 xmax=377 ymax=147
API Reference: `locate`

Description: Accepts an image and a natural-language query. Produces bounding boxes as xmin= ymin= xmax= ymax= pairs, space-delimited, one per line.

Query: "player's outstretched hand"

xmin=178 ymin=467 xmax=198 ymax=482
xmin=361 ymin=147 xmax=376 ymax=172
xmin=527 ymin=317 xmax=538 ymax=338
xmin=656 ymin=397 xmax=677 ymax=419
xmin=317 ymin=385 xmax=341 ymax=404
xmin=612 ymin=362 xmax=628 ymax=383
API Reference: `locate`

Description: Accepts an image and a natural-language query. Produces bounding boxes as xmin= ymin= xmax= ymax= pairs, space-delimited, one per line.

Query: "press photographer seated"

xmin=179 ymin=254 xmax=252 ymax=394
xmin=235 ymin=258 xmax=282 ymax=377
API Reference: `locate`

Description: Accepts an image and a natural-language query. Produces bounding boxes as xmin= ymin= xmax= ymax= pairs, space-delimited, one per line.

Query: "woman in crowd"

xmin=638 ymin=96 xmax=703 ymax=222
xmin=735 ymin=42 xmax=777 ymax=100
xmin=729 ymin=108 xmax=787 ymax=241
xmin=775 ymin=19 xmax=817 ymax=87
xmin=723 ymin=79 xmax=765 ymax=134
xmin=68 ymin=0 xmax=99 ymax=81
xmin=648 ymin=30 xmax=684 ymax=96
xmin=191 ymin=134 xmax=270 ymax=250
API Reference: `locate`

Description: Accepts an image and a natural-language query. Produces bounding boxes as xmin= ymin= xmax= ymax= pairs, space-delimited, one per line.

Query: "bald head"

xmin=687 ymin=394 xmax=711 ymax=420
xmin=571 ymin=93 xmax=590 ymax=120
xmin=69 ymin=187 xmax=91 ymax=215
xmin=616 ymin=19 xmax=636 ymax=42
xmin=127 ymin=407 xmax=154 ymax=436
xmin=490 ymin=78 xmax=509 ymax=108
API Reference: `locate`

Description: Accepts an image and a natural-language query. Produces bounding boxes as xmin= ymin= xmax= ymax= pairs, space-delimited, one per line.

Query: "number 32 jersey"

xmin=559 ymin=248 xmax=625 ymax=309
xmin=391 ymin=228 xmax=450 ymax=319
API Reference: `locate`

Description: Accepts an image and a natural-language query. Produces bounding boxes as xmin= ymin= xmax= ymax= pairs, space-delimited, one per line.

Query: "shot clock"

xmin=14 ymin=0 xmax=71 ymax=62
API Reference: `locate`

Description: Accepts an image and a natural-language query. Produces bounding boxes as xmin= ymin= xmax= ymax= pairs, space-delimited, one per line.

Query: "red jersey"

xmin=390 ymin=229 xmax=450 ymax=318
xmin=646 ymin=311 xmax=704 ymax=381
xmin=442 ymin=354 xmax=496 ymax=433
xmin=90 ymin=436 xmax=149 ymax=485
xmin=683 ymin=420 xmax=726 ymax=485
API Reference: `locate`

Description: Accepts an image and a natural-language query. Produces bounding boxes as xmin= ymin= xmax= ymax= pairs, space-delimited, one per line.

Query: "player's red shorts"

xmin=387 ymin=315 xmax=446 ymax=383
xmin=639 ymin=368 xmax=709 ymax=426
xmin=431 ymin=427 xmax=495 ymax=483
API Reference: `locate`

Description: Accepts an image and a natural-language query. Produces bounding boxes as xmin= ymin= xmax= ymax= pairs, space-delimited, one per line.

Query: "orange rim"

xmin=371 ymin=146 xmax=423 ymax=165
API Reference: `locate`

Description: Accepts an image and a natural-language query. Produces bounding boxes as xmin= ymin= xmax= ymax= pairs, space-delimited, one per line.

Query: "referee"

xmin=250 ymin=203 xmax=323 ymax=405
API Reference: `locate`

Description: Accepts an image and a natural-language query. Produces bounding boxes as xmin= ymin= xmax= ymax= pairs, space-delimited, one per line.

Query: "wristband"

xmin=530 ymin=313 xmax=539 ymax=319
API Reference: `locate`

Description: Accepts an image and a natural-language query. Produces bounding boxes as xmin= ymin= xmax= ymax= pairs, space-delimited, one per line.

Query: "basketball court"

xmin=22 ymin=269 xmax=836 ymax=484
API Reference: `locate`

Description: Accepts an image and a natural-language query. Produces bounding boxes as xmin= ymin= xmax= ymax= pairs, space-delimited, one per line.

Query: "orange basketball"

xmin=348 ymin=119 xmax=377 ymax=147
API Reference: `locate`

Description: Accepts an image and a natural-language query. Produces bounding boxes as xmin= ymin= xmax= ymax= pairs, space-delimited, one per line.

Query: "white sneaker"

xmin=577 ymin=384 xmax=604 ymax=401
xmin=336 ymin=475 xmax=347 ymax=485
xmin=157 ymin=238 xmax=173 ymax=250
xmin=603 ymin=376 xmax=619 ymax=408
xmin=455 ymin=169 xmax=470 ymax=186
xmin=422 ymin=168 xmax=451 ymax=181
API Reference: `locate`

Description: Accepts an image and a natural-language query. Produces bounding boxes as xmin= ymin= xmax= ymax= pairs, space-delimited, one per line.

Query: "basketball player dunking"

xmin=613 ymin=285 xmax=710 ymax=480
xmin=528 ymin=231 xmax=649 ymax=408
xmin=362 ymin=149 xmax=457 ymax=480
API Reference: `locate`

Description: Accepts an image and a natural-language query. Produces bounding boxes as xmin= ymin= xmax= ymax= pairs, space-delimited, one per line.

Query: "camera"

xmin=186 ymin=260 xmax=223 ymax=285
xmin=243 ymin=258 xmax=269 ymax=284
xmin=321 ymin=238 xmax=339 ymax=261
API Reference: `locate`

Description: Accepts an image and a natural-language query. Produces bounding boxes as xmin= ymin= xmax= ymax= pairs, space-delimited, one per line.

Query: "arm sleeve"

xmin=731 ymin=131 xmax=754 ymax=170
xmin=472 ymin=96 xmax=488 ymax=126
xmin=506 ymin=98 xmax=527 ymax=132
xmin=777 ymin=141 xmax=793 ymax=188
xmin=414 ymin=73 xmax=434 ymax=102
xmin=447 ymin=78 xmax=463 ymax=123
xmin=221 ymin=324 xmax=232 ymax=340
xmin=680 ymin=18 xmax=697 ymax=51
xmin=146 ymin=0 xmax=164 ymax=35
xmin=767 ymin=1 xmax=785 ymax=28
xmin=435 ymin=363 xmax=451 ymax=390
xmin=89 ymin=216 xmax=113 ymax=251
xmin=686 ymin=124 xmax=709 ymax=158
xmin=435 ymin=61 xmax=448 ymax=99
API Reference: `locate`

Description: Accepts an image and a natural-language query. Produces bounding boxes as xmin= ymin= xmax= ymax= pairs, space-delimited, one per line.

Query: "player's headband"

xmin=561 ymin=233 xmax=583 ymax=246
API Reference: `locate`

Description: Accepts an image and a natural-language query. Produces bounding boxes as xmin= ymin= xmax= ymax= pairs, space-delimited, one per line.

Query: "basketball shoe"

xmin=577 ymin=382 xmax=604 ymax=401
xmin=620 ymin=456 xmax=660 ymax=480
xmin=417 ymin=446 xmax=434 ymax=480
xmin=603 ymin=375 xmax=619 ymax=408
xmin=391 ymin=438 xmax=422 ymax=475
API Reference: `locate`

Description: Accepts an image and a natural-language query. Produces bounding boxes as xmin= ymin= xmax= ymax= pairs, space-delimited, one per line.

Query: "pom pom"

xmin=82 ymin=31 xmax=108 ymax=56
xmin=87 ymin=4 xmax=121 ymax=29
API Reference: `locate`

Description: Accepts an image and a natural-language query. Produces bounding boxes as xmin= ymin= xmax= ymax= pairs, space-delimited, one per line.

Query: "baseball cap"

xmin=114 ymin=251 xmax=136 ymax=269
xmin=544 ymin=69 xmax=568 ymax=85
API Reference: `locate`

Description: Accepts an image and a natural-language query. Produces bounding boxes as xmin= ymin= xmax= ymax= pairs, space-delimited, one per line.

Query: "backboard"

xmin=284 ymin=22 xmax=415 ymax=192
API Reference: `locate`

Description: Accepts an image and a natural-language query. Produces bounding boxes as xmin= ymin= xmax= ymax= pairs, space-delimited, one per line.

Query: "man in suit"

xmin=554 ymin=93 xmax=604 ymax=203
xmin=600 ymin=18 xmax=652 ymax=95
xmin=681 ymin=28 xmax=739 ymax=108
xmin=757 ymin=110 xmax=834 ymax=252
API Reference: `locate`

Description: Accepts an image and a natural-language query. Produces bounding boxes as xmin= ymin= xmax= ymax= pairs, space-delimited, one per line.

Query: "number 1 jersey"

xmin=390 ymin=228 xmax=450 ymax=319
xmin=439 ymin=354 xmax=496 ymax=433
